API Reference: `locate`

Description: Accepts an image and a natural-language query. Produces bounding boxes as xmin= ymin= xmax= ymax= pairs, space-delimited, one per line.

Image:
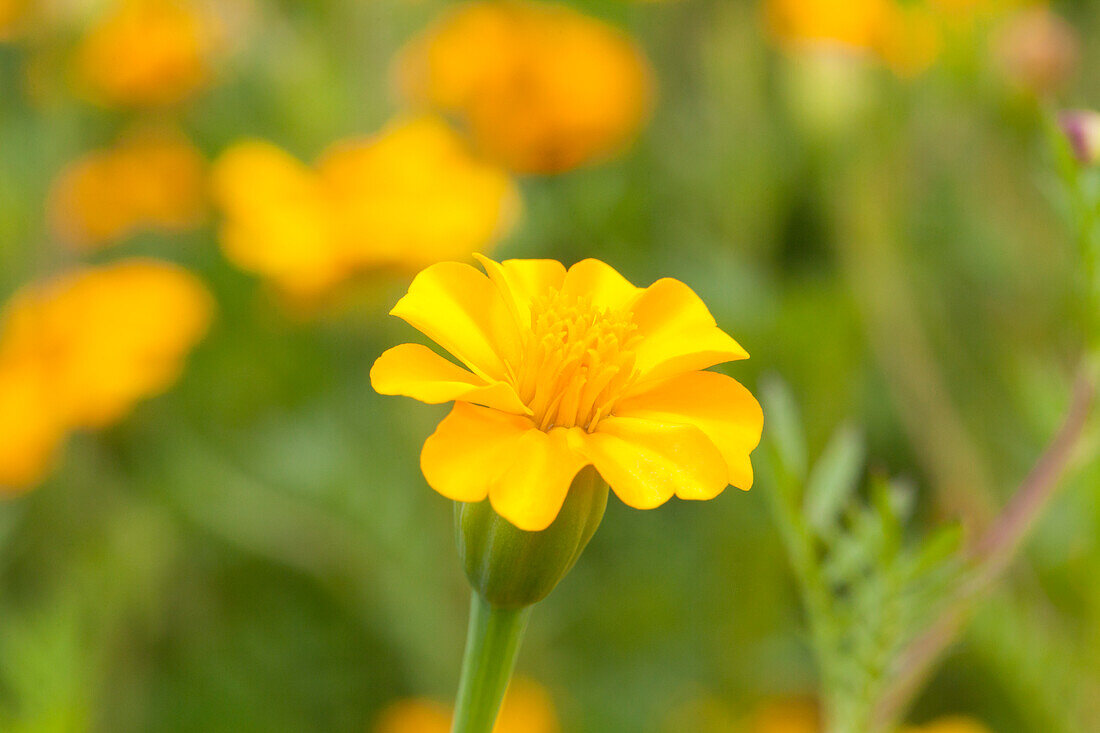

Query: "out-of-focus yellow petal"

xmin=494 ymin=678 xmax=560 ymax=733
xmin=578 ymin=416 xmax=728 ymax=508
xmin=49 ymin=126 xmax=207 ymax=251
xmin=372 ymin=678 xmax=558 ymax=733
xmin=75 ymin=0 xmax=216 ymax=107
xmin=391 ymin=262 xmax=521 ymax=382
xmin=396 ymin=0 xmax=653 ymax=174
xmin=212 ymin=140 xmax=343 ymax=297
xmin=323 ymin=117 xmax=519 ymax=268
xmin=420 ymin=402 xmax=534 ymax=503
xmin=1 ymin=260 xmax=213 ymax=428
xmin=630 ymin=278 xmax=748 ymax=383
xmin=750 ymin=699 xmax=820 ymax=733
xmin=371 ymin=343 xmax=528 ymax=414
xmin=373 ymin=698 xmax=451 ymax=733
xmin=0 ymin=359 xmax=65 ymax=494
xmin=560 ymin=258 xmax=641 ymax=312
xmin=488 ymin=427 xmax=587 ymax=531
xmin=615 ymin=371 xmax=762 ymax=489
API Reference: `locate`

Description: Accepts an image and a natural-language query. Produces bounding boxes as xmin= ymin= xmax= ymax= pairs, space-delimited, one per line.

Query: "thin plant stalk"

xmin=451 ymin=593 xmax=532 ymax=733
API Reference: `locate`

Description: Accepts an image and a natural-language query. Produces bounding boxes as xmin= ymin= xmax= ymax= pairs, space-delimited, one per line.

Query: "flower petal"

xmin=370 ymin=343 xmax=528 ymax=414
xmin=630 ymin=278 xmax=748 ymax=383
xmin=614 ymin=371 xmax=762 ymax=488
xmin=488 ymin=427 xmax=587 ymax=531
xmin=420 ymin=402 xmax=534 ymax=503
xmin=390 ymin=261 xmax=520 ymax=382
xmin=560 ymin=258 xmax=641 ymax=311
xmin=474 ymin=254 xmax=565 ymax=325
xmin=577 ymin=416 xmax=728 ymax=509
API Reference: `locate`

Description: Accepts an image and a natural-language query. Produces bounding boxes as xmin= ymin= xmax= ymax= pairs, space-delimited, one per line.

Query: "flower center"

xmin=514 ymin=289 xmax=640 ymax=431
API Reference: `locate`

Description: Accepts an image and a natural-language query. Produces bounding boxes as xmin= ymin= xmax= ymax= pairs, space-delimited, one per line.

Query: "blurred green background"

xmin=1 ymin=0 xmax=1099 ymax=731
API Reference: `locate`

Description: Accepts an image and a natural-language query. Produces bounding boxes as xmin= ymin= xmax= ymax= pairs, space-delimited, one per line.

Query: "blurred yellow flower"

xmin=765 ymin=0 xmax=941 ymax=76
xmin=49 ymin=126 xmax=207 ymax=250
xmin=0 ymin=0 xmax=27 ymax=40
xmin=766 ymin=0 xmax=892 ymax=51
xmin=0 ymin=260 xmax=212 ymax=492
xmin=212 ymin=117 xmax=519 ymax=298
xmin=0 ymin=359 xmax=64 ymax=493
xmin=371 ymin=256 xmax=762 ymax=531
xmin=74 ymin=0 xmax=218 ymax=106
xmin=750 ymin=699 xmax=821 ymax=733
xmin=395 ymin=0 xmax=653 ymax=174
xmin=374 ymin=678 xmax=558 ymax=733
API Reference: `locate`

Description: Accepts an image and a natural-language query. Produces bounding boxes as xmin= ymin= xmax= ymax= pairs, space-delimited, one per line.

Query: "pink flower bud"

xmin=1060 ymin=110 xmax=1100 ymax=166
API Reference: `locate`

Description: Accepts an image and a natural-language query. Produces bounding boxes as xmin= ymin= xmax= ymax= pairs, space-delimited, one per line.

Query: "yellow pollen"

xmin=516 ymin=290 xmax=640 ymax=432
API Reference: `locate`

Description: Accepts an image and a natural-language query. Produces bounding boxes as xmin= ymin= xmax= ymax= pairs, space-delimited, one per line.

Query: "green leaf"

xmin=760 ymin=374 xmax=808 ymax=481
xmin=803 ymin=424 xmax=866 ymax=536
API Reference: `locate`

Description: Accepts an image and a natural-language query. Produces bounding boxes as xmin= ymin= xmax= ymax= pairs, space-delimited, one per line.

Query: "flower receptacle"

xmin=455 ymin=466 xmax=609 ymax=609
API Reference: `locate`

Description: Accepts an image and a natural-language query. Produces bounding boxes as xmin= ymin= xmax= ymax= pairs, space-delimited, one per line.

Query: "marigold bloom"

xmin=0 ymin=260 xmax=212 ymax=493
xmin=375 ymin=679 xmax=558 ymax=733
xmin=395 ymin=1 xmax=653 ymax=174
xmin=49 ymin=126 xmax=207 ymax=250
xmin=0 ymin=0 xmax=27 ymax=40
xmin=371 ymin=256 xmax=763 ymax=531
xmin=0 ymin=359 xmax=65 ymax=492
xmin=765 ymin=0 xmax=941 ymax=76
xmin=751 ymin=700 xmax=820 ymax=733
xmin=75 ymin=0 xmax=217 ymax=106
xmin=1 ymin=260 xmax=213 ymax=429
xmin=212 ymin=117 xmax=519 ymax=298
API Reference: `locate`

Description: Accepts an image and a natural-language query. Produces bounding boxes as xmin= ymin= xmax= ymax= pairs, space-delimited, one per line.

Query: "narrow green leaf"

xmin=760 ymin=374 xmax=808 ymax=480
xmin=803 ymin=424 xmax=865 ymax=535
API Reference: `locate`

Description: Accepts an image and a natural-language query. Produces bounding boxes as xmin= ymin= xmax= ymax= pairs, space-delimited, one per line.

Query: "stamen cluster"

xmin=514 ymin=290 xmax=640 ymax=431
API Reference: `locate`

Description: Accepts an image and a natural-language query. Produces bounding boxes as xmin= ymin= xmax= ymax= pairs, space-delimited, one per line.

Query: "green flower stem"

xmin=451 ymin=592 xmax=532 ymax=733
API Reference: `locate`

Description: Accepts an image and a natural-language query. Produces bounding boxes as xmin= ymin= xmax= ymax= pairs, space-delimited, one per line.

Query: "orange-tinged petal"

xmin=0 ymin=359 xmax=66 ymax=493
xmin=420 ymin=402 xmax=533 ymax=503
xmin=560 ymin=258 xmax=641 ymax=311
xmin=630 ymin=278 xmax=748 ymax=382
xmin=370 ymin=343 xmax=528 ymax=414
xmin=578 ymin=416 xmax=728 ymax=509
xmin=391 ymin=261 xmax=520 ymax=382
xmin=488 ymin=427 xmax=587 ymax=531
xmin=614 ymin=371 xmax=762 ymax=488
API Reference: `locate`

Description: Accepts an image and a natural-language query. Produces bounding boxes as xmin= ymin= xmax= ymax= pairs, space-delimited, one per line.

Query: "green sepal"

xmin=455 ymin=465 xmax=609 ymax=609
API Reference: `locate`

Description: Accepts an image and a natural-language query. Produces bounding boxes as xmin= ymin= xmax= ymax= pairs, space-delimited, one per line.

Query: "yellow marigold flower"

xmin=0 ymin=260 xmax=213 ymax=430
xmin=0 ymin=359 xmax=65 ymax=493
xmin=212 ymin=117 xmax=519 ymax=298
xmin=395 ymin=1 xmax=653 ymax=174
xmin=750 ymin=700 xmax=820 ymax=733
xmin=766 ymin=0 xmax=891 ymax=51
xmin=765 ymin=0 xmax=941 ymax=76
xmin=374 ymin=679 xmax=558 ymax=733
xmin=0 ymin=0 xmax=27 ymax=40
xmin=75 ymin=0 xmax=217 ymax=106
xmin=49 ymin=126 xmax=207 ymax=250
xmin=371 ymin=256 xmax=763 ymax=531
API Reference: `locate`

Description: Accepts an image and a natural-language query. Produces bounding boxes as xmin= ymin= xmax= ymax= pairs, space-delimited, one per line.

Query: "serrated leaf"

xmin=760 ymin=374 xmax=808 ymax=480
xmin=803 ymin=424 xmax=866 ymax=535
